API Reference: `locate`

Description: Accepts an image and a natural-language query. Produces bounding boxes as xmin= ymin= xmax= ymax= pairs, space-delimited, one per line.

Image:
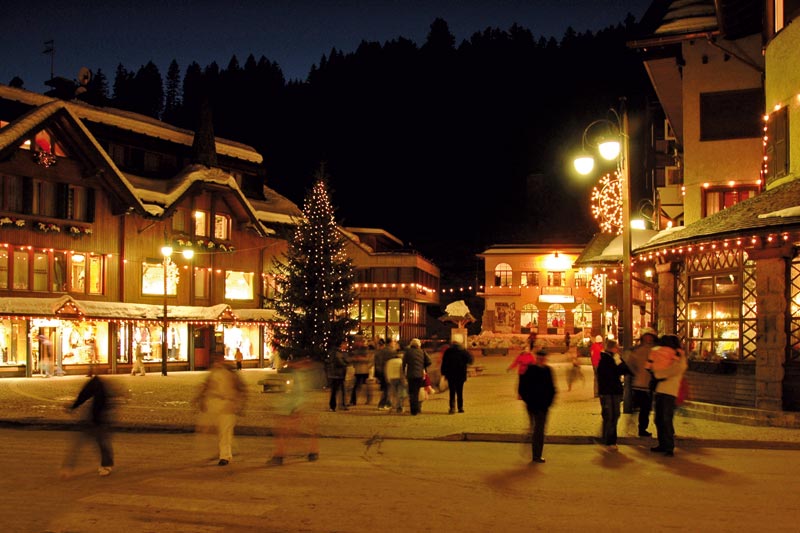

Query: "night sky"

xmin=3 ymin=0 xmax=652 ymax=92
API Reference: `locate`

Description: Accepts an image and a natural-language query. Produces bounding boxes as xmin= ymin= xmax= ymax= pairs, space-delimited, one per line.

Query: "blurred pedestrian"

xmin=564 ymin=332 xmax=571 ymax=353
xmin=61 ymin=371 xmax=116 ymax=478
xmin=325 ymin=340 xmax=350 ymax=411
xmin=373 ymin=339 xmax=397 ymax=410
xmin=349 ymin=335 xmax=373 ymax=405
xmin=131 ymin=344 xmax=146 ymax=376
xmin=38 ymin=334 xmax=53 ymax=377
xmin=234 ymin=347 xmax=244 ymax=371
xmin=648 ymin=334 xmax=688 ymax=457
xmin=402 ymin=338 xmax=431 ymax=415
xmin=384 ymin=347 xmax=406 ymax=412
xmin=440 ymin=341 xmax=473 ymax=414
xmin=194 ymin=353 xmax=246 ymax=466
xmin=518 ymin=348 xmax=556 ymax=464
xmin=507 ymin=342 xmax=535 ymax=376
xmin=590 ymin=335 xmax=603 ymax=397
xmin=268 ymin=357 xmax=320 ymax=466
xmin=624 ymin=327 xmax=658 ymax=436
xmin=566 ymin=350 xmax=585 ymax=391
xmin=597 ymin=339 xmax=631 ymax=451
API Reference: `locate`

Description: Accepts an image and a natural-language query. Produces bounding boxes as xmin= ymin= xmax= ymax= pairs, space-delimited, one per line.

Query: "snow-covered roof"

xmin=0 ymin=84 xmax=262 ymax=163
xmin=0 ymin=296 xmax=274 ymax=322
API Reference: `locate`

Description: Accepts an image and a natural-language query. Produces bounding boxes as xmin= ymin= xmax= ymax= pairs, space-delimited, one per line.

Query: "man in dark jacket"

xmin=518 ymin=348 xmax=556 ymax=464
xmin=325 ymin=340 xmax=350 ymax=412
xmin=402 ymin=338 xmax=431 ymax=415
xmin=61 ymin=372 xmax=116 ymax=477
xmin=597 ymin=338 xmax=631 ymax=450
xmin=440 ymin=342 xmax=473 ymax=414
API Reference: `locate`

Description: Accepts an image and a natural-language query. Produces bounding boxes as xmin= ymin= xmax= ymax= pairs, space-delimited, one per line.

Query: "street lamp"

xmin=160 ymin=244 xmax=194 ymax=376
xmin=574 ymin=97 xmax=632 ymax=350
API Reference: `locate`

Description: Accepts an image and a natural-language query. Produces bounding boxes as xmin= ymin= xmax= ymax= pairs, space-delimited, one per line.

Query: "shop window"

xmin=687 ymin=300 xmax=741 ymax=360
xmin=574 ymin=270 xmax=590 ymax=288
xmin=387 ymin=299 xmax=400 ymax=322
xmin=546 ymin=305 xmax=566 ymax=330
xmin=520 ymin=304 xmax=538 ymax=333
xmin=194 ymin=210 xmax=208 ymax=237
xmin=360 ymin=299 xmax=373 ymax=322
xmin=494 ymin=263 xmax=512 ymax=287
xmin=703 ymin=187 xmax=758 ymax=217
xmin=214 ymin=213 xmax=230 ymax=240
xmin=224 ymin=270 xmax=254 ymax=300
xmin=572 ymin=303 xmax=592 ymax=330
xmin=374 ymin=299 xmax=387 ymax=322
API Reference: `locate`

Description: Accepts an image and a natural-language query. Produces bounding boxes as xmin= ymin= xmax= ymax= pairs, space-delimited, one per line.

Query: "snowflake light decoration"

xmin=590 ymin=274 xmax=605 ymax=299
xmin=590 ymin=170 xmax=623 ymax=234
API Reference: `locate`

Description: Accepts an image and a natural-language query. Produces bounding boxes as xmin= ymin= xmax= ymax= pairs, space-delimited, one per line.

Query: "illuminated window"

xmin=142 ymin=259 xmax=177 ymax=296
xmin=225 ymin=270 xmax=254 ymax=300
xmin=194 ymin=268 xmax=208 ymax=299
xmin=194 ymin=210 xmax=208 ymax=237
xmin=33 ymin=252 xmax=48 ymax=291
xmin=703 ymin=187 xmax=758 ymax=217
xmin=214 ymin=214 xmax=230 ymax=240
xmin=494 ymin=263 xmax=512 ymax=287
xmin=70 ymin=253 xmax=105 ymax=295
xmin=0 ymin=249 xmax=7 ymax=289
xmin=521 ymin=271 xmax=539 ymax=287
xmin=520 ymin=304 xmax=538 ymax=331
xmin=547 ymin=271 xmax=565 ymax=287
xmin=13 ymin=250 xmax=29 ymax=290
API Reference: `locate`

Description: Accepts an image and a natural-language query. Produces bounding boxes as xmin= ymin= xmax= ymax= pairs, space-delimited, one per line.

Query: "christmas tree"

xmin=272 ymin=170 xmax=357 ymax=361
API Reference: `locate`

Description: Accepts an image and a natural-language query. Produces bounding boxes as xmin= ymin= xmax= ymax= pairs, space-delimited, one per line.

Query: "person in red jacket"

xmin=590 ymin=335 xmax=603 ymax=397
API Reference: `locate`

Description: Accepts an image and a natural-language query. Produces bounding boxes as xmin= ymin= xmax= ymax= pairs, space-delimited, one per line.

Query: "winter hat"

xmin=594 ymin=335 xmax=603 ymax=343
xmin=639 ymin=327 xmax=658 ymax=340
xmin=409 ymin=338 xmax=421 ymax=348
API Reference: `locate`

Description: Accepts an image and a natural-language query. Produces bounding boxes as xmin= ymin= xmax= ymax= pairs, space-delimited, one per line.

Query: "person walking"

xmin=325 ymin=341 xmax=350 ymax=411
xmin=597 ymin=338 xmax=631 ymax=451
xmin=648 ymin=334 xmax=688 ymax=457
xmin=194 ymin=353 xmax=246 ymax=466
xmin=384 ymin=347 xmax=406 ymax=412
xmin=507 ymin=342 xmax=535 ymax=376
xmin=268 ymin=357 xmax=320 ymax=466
xmin=590 ymin=335 xmax=603 ymax=397
xmin=348 ymin=335 xmax=373 ymax=406
xmin=234 ymin=347 xmax=244 ymax=371
xmin=373 ymin=339 xmax=397 ymax=410
xmin=440 ymin=341 xmax=474 ymax=414
xmin=61 ymin=371 xmax=116 ymax=477
xmin=402 ymin=338 xmax=431 ymax=416
xmin=624 ymin=327 xmax=658 ymax=436
xmin=131 ymin=344 xmax=146 ymax=376
xmin=518 ymin=348 xmax=556 ymax=464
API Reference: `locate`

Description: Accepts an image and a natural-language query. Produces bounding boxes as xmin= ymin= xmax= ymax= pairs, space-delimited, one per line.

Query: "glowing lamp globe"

xmin=598 ymin=139 xmax=621 ymax=160
xmin=161 ymin=245 xmax=173 ymax=257
xmin=574 ymin=155 xmax=595 ymax=175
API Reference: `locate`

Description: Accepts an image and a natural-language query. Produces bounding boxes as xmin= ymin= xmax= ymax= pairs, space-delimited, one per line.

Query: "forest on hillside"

xmin=14 ymin=16 xmax=656 ymax=286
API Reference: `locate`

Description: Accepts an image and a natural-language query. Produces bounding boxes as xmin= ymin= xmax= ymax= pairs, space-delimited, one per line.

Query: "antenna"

xmin=43 ymin=40 xmax=55 ymax=81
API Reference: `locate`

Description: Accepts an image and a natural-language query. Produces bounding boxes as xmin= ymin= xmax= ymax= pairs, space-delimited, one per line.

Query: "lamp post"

xmin=160 ymin=244 xmax=194 ymax=376
xmin=161 ymin=244 xmax=173 ymax=376
xmin=574 ymin=98 xmax=632 ymax=350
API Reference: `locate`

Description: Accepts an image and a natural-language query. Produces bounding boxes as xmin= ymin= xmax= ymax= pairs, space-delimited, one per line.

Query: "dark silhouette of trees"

xmin=85 ymin=15 xmax=653 ymax=280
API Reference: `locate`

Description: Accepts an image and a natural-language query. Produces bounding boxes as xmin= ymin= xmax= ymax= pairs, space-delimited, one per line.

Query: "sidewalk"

xmin=1 ymin=354 xmax=799 ymax=449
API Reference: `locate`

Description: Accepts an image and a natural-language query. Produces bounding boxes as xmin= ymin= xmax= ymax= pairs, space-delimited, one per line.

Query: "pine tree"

xmin=272 ymin=170 xmax=357 ymax=362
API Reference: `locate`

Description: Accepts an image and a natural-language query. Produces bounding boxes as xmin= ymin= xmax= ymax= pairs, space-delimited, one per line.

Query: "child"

xmin=507 ymin=343 xmax=536 ymax=375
